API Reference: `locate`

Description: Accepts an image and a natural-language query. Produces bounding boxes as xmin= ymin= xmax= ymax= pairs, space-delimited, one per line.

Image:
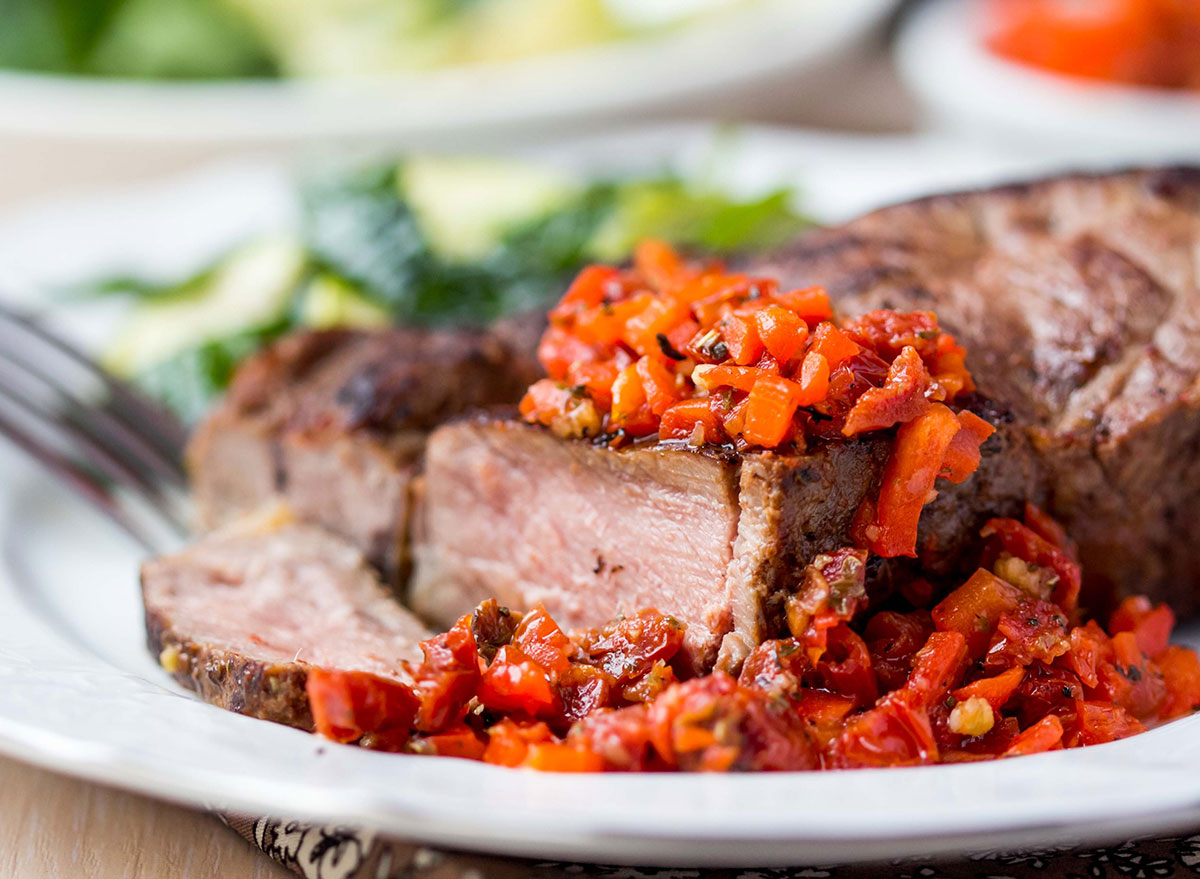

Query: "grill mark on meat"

xmin=751 ymin=166 xmax=1200 ymax=613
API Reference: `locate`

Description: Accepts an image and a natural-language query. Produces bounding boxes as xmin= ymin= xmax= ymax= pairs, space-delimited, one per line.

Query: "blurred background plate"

xmin=0 ymin=0 xmax=897 ymax=145
xmin=897 ymin=0 xmax=1200 ymax=162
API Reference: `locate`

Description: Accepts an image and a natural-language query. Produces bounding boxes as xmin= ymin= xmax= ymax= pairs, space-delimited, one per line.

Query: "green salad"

xmin=0 ymin=0 xmax=756 ymax=80
xmin=94 ymin=155 xmax=808 ymax=421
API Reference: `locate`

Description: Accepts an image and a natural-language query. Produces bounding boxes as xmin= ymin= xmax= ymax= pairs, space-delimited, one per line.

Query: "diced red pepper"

xmin=754 ymin=305 xmax=809 ymax=364
xmin=808 ymin=322 xmax=861 ymax=368
xmin=719 ymin=313 xmax=765 ymax=365
xmin=416 ymin=725 xmax=487 ymax=760
xmin=904 ymin=630 xmax=969 ymax=708
xmin=659 ymin=398 xmax=724 ymax=443
xmin=742 ymin=373 xmax=804 ymax=448
xmin=870 ymin=402 xmax=963 ymax=558
xmin=523 ymin=742 xmax=606 ymax=772
xmin=483 ymin=718 xmax=557 ymax=767
xmin=1003 ymin=715 xmax=1063 ymax=757
xmin=634 ymin=238 xmax=690 ymax=291
xmin=940 ymin=411 xmax=996 ymax=483
xmin=478 ymin=645 xmax=559 ymax=718
xmin=952 ymin=667 xmax=1025 ymax=712
xmin=549 ymin=265 xmax=621 ymax=325
xmin=1156 ymin=645 xmax=1200 ymax=720
xmin=772 ymin=286 xmax=833 ymax=323
xmin=635 ymin=355 xmax=683 ymax=417
xmin=932 ymin=568 xmax=1023 ymax=657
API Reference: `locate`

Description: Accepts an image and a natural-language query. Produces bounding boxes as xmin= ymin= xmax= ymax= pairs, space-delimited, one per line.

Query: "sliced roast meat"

xmin=142 ymin=510 xmax=431 ymax=730
xmin=409 ymin=406 xmax=1038 ymax=673
xmin=187 ymin=319 xmax=542 ymax=586
xmin=753 ymin=167 xmax=1200 ymax=611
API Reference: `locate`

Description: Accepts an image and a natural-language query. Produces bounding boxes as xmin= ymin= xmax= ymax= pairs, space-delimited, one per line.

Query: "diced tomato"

xmin=940 ymin=411 xmax=996 ymax=483
xmin=932 ymin=568 xmax=1023 ymax=657
xmin=512 ymin=606 xmax=574 ymax=677
xmin=816 ymin=624 xmax=880 ymax=710
xmin=1008 ymin=663 xmax=1083 ymax=727
xmin=754 ymin=305 xmax=809 ymax=364
xmin=478 ymin=645 xmax=560 ymax=718
xmin=772 ymin=286 xmax=833 ymax=323
xmin=1062 ymin=701 xmax=1146 ymax=747
xmin=865 ymin=610 xmax=935 ymax=692
xmin=1109 ymin=596 xmax=1175 ymax=659
xmin=1003 ymin=715 xmax=1063 ymax=757
xmin=841 ymin=346 xmax=932 ymax=436
xmin=579 ymin=609 xmax=686 ymax=684
xmin=808 ymin=322 xmax=861 ymax=368
xmin=306 ymin=669 xmax=418 ymax=751
xmin=558 ymin=663 xmax=616 ymax=722
xmin=984 ymin=601 xmax=1072 ymax=670
xmin=870 ymin=403 xmax=963 ymax=558
xmin=412 ymin=615 xmax=481 ymax=732
xmin=1101 ymin=631 xmax=1167 ymax=720
xmin=1063 ymin=620 xmax=1109 ymax=689
xmin=1156 ymin=645 xmax=1200 ymax=720
xmin=982 ymin=518 xmax=1083 ymax=615
xmin=839 ymin=690 xmax=939 ymax=768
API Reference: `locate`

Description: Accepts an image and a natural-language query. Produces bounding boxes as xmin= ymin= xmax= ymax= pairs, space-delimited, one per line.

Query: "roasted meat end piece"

xmin=142 ymin=513 xmax=431 ymax=730
xmin=754 ymin=167 xmax=1200 ymax=611
xmin=186 ymin=320 xmax=542 ymax=586
xmin=410 ymin=411 xmax=1037 ymax=673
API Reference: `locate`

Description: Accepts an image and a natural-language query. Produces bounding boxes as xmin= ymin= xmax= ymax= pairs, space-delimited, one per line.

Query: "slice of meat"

xmin=142 ymin=509 xmax=431 ymax=730
xmin=187 ymin=318 xmax=542 ymax=587
xmin=753 ymin=167 xmax=1200 ymax=612
xmin=410 ymin=406 xmax=1038 ymax=673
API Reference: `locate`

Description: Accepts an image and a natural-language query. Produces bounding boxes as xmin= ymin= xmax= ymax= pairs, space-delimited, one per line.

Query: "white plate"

xmin=2 ymin=125 xmax=1200 ymax=867
xmin=897 ymin=0 xmax=1200 ymax=163
xmin=0 ymin=0 xmax=896 ymax=144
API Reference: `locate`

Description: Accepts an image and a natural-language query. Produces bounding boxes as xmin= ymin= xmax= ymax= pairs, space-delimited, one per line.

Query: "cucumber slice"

xmin=299 ymin=274 xmax=392 ymax=329
xmin=104 ymin=236 xmax=306 ymax=378
xmin=399 ymin=156 xmax=578 ymax=262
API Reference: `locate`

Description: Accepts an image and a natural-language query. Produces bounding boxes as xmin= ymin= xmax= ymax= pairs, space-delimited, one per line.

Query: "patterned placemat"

xmin=220 ymin=815 xmax=1200 ymax=879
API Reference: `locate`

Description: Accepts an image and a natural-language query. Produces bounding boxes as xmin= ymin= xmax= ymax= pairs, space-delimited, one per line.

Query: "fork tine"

xmin=0 ymin=303 xmax=189 ymax=467
xmin=0 ymin=404 xmax=185 ymax=554
xmin=0 ymin=380 xmax=191 ymax=539
xmin=0 ymin=347 xmax=188 ymax=491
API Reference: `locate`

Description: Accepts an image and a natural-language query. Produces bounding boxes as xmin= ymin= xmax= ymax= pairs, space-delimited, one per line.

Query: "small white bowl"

xmin=897 ymin=0 xmax=1200 ymax=164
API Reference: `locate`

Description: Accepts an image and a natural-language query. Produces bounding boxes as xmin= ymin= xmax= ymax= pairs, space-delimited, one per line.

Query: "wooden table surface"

xmin=0 ymin=756 xmax=291 ymax=879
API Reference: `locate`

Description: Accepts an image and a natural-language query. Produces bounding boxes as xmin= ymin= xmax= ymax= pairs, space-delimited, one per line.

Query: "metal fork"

xmin=0 ymin=301 xmax=191 ymax=554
